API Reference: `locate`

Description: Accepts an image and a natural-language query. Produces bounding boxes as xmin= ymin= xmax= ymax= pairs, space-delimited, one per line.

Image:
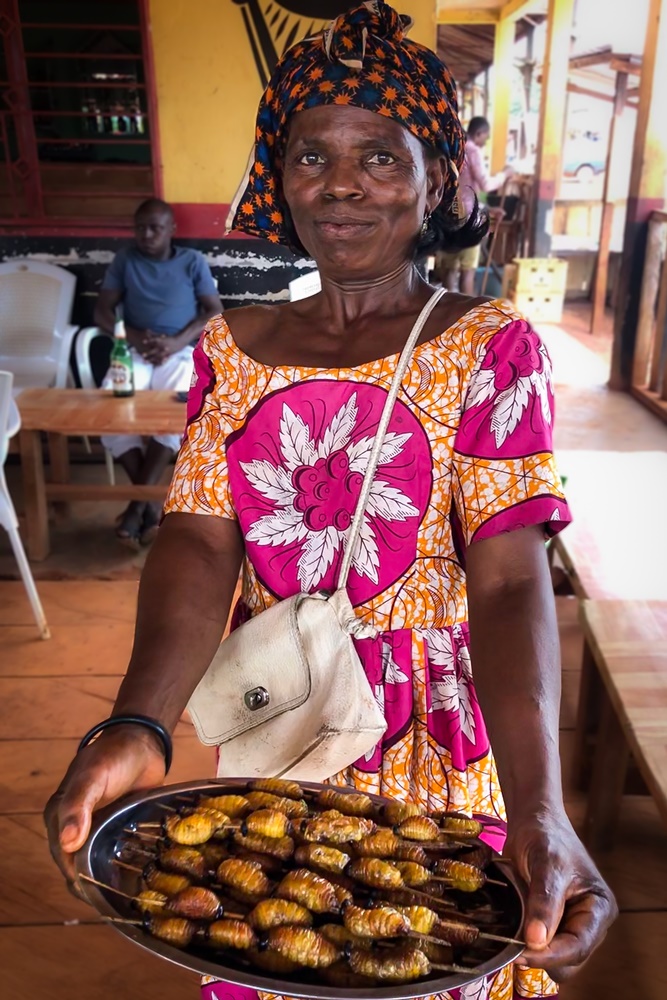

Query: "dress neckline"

xmin=217 ymin=300 xmax=496 ymax=374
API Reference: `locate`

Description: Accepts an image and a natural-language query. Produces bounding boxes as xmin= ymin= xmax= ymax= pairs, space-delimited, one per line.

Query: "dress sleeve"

xmin=451 ymin=311 xmax=572 ymax=547
xmin=164 ymin=319 xmax=237 ymax=520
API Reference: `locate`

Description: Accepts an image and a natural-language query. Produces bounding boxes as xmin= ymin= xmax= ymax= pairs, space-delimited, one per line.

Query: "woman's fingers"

xmin=521 ymin=850 xmax=569 ymax=952
xmin=520 ymin=890 xmax=616 ymax=980
xmin=43 ymin=728 xmax=167 ymax=897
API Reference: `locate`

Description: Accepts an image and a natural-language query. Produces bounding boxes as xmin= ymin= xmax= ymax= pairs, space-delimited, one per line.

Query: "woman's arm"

xmin=466 ymin=524 xmax=563 ymax=818
xmin=466 ymin=525 xmax=616 ymax=980
xmin=44 ymin=512 xmax=243 ymax=881
xmin=112 ymin=512 xmax=242 ymax=727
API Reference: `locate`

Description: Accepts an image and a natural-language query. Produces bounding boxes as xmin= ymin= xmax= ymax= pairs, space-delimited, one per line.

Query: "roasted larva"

xmin=276 ymin=868 xmax=340 ymax=914
xmin=247 ymin=899 xmax=313 ymax=931
xmin=349 ymin=943 xmax=431 ymax=982
xmin=263 ymin=926 xmax=341 ymax=969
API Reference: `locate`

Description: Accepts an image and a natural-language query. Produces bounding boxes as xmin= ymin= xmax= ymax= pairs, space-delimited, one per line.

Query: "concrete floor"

xmin=1 ymin=305 xmax=666 ymax=998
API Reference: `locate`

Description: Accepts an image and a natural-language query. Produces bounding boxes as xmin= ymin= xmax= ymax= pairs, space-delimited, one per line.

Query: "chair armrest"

xmin=6 ymin=398 xmax=21 ymax=439
xmin=55 ymin=324 xmax=80 ymax=388
xmin=75 ymin=326 xmax=112 ymax=389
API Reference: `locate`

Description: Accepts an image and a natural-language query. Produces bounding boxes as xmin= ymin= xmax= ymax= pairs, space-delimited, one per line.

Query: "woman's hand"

xmin=43 ymin=726 xmax=167 ymax=899
xmin=506 ymin=807 xmax=617 ymax=981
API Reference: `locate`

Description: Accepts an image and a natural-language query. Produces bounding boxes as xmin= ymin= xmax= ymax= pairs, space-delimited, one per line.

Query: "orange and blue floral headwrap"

xmin=229 ymin=0 xmax=466 ymax=245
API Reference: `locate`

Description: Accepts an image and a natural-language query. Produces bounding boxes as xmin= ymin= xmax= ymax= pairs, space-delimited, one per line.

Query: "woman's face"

xmin=282 ymin=105 xmax=446 ymax=280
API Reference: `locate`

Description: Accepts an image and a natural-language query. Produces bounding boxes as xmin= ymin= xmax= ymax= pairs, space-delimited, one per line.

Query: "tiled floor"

xmin=1 ymin=308 xmax=667 ymax=997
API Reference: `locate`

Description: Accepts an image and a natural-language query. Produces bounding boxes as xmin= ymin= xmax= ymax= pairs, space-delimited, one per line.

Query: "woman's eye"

xmin=368 ymin=151 xmax=397 ymax=165
xmin=298 ymin=152 xmax=325 ymax=165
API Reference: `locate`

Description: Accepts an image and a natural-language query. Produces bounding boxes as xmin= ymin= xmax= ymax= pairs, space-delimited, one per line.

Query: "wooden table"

xmin=17 ymin=388 xmax=187 ymax=561
xmin=580 ymin=600 xmax=667 ymax=849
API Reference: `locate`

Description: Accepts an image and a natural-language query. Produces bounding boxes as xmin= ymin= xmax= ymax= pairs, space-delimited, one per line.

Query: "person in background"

xmin=95 ymin=198 xmax=222 ymax=548
xmin=436 ymin=116 xmax=513 ymax=294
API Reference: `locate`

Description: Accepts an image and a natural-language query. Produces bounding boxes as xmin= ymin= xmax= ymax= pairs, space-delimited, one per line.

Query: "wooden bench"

xmin=579 ymin=600 xmax=667 ymax=850
xmin=549 ymin=451 xmax=667 ymax=844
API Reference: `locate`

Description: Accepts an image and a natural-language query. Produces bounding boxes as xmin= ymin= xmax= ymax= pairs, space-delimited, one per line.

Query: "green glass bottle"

xmin=110 ymin=318 xmax=135 ymax=398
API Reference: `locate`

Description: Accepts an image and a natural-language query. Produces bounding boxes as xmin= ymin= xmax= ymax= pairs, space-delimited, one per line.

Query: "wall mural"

xmin=233 ymin=0 xmax=353 ymax=86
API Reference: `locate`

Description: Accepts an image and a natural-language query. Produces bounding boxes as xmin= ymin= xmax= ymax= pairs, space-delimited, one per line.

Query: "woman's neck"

xmin=317 ymin=262 xmax=427 ymax=329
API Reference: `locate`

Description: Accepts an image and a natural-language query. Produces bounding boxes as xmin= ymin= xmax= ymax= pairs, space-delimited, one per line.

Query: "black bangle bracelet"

xmin=78 ymin=714 xmax=173 ymax=775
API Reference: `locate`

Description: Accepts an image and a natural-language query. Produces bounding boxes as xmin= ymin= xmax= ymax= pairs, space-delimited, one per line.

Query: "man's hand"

xmin=127 ymin=328 xmax=169 ymax=365
xmin=507 ymin=808 xmax=617 ymax=981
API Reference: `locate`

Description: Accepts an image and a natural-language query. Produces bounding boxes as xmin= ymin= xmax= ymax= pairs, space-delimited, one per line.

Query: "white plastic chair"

xmin=75 ymin=326 xmax=115 ymax=484
xmin=0 ymin=370 xmax=50 ymax=639
xmin=0 ymin=259 xmax=78 ymax=389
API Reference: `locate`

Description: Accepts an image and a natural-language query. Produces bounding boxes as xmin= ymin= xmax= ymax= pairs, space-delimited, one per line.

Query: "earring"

xmin=421 ymin=212 xmax=431 ymax=236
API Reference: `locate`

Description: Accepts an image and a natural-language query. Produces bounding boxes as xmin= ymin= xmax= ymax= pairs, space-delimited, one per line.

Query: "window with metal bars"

xmin=0 ymin=0 xmax=159 ymax=229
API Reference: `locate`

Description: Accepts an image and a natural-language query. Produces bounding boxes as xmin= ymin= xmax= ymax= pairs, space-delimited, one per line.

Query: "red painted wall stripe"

xmin=0 ymin=204 xmax=255 ymax=240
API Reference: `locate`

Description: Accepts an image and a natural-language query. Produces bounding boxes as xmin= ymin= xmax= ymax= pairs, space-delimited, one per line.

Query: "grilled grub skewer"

xmin=348 ymin=942 xmax=466 ymax=981
xmin=202 ymin=919 xmax=257 ymax=951
xmin=248 ymin=778 xmax=304 ymax=801
xmin=299 ymin=815 xmax=376 ymax=844
xmin=80 ymin=875 xmax=238 ymax=922
xmin=247 ymin=898 xmax=313 ymax=931
xmin=262 ymin=926 xmax=341 ymax=969
xmin=276 ymin=868 xmax=341 ymax=914
xmin=113 ymin=858 xmax=192 ymax=896
xmin=431 ymin=858 xmax=506 ymax=891
xmin=244 ymin=791 xmax=309 ymax=818
xmin=315 ymin=789 xmax=375 ymax=818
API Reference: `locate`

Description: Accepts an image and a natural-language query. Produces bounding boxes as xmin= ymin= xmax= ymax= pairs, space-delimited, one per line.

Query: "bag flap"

xmin=188 ymin=594 xmax=315 ymax=745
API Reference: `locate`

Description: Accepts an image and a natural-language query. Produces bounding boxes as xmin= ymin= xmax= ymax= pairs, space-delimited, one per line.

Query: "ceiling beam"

xmin=569 ymin=47 xmax=613 ymax=69
xmin=567 ymin=82 xmax=615 ymax=103
xmin=499 ymin=0 xmax=544 ymax=21
xmin=610 ymin=57 xmax=642 ymax=76
xmin=436 ymin=8 xmax=499 ymax=24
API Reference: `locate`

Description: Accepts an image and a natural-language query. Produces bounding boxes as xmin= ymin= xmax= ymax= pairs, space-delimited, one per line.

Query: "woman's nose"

xmin=321 ymin=158 xmax=364 ymax=200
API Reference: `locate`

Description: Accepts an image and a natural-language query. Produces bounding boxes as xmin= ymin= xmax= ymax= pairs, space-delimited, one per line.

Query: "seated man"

xmin=95 ymin=197 xmax=221 ymax=547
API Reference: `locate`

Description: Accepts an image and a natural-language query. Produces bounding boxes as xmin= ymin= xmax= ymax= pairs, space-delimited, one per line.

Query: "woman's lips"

xmin=315 ymin=219 xmax=374 ymax=239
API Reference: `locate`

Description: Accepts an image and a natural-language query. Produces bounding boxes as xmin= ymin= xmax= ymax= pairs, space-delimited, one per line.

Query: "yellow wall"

xmin=148 ymin=0 xmax=437 ymax=206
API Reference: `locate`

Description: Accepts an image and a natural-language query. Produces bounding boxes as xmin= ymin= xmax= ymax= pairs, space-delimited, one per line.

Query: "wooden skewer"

xmin=419 ymin=840 xmax=475 ymax=851
xmin=479 ymin=931 xmax=524 ymax=946
xmin=79 ymin=873 xmax=138 ymax=900
xmin=430 ymin=962 xmax=477 ymax=973
xmin=429 ymin=874 xmax=507 ymax=889
xmin=113 ymin=859 xmax=143 ymax=874
xmin=123 ymin=829 xmax=162 ymax=841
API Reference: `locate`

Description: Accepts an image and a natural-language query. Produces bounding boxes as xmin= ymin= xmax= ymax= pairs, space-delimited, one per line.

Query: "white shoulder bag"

xmin=187 ymin=287 xmax=446 ymax=781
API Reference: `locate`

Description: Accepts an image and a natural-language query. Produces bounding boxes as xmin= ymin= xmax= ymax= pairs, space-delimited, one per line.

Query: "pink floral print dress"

xmin=164 ymin=299 xmax=571 ymax=1000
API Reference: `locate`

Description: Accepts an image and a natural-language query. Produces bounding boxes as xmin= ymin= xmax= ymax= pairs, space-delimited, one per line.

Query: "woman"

xmin=45 ymin=5 xmax=615 ymax=999
xmin=435 ymin=116 xmax=513 ymax=295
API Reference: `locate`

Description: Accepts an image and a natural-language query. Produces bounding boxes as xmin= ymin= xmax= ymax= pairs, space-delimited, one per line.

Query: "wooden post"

xmin=611 ymin=0 xmax=667 ymax=389
xmin=490 ymin=17 xmax=515 ymax=174
xmin=591 ymin=72 xmax=629 ymax=333
xmin=531 ymin=0 xmax=576 ymax=257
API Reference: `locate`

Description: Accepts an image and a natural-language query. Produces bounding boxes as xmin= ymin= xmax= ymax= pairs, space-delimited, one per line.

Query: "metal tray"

xmin=75 ymin=779 xmax=524 ymax=1000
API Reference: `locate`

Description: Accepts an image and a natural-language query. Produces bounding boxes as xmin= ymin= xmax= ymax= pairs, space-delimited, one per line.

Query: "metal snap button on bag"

xmin=187 ymin=288 xmax=446 ymax=781
xmin=244 ymin=687 xmax=270 ymax=711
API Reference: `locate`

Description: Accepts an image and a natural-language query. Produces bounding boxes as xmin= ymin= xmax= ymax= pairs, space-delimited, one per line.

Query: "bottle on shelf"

xmin=110 ymin=318 xmax=135 ymax=398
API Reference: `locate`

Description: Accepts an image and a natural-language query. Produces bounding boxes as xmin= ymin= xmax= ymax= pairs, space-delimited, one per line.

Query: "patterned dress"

xmin=164 ymin=299 xmax=572 ymax=1000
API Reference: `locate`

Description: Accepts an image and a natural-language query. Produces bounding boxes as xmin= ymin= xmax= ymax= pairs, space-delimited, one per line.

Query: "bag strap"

xmin=337 ymin=286 xmax=446 ymax=590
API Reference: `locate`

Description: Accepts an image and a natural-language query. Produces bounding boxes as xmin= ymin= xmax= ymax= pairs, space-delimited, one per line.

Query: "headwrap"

xmin=229 ymin=0 xmax=465 ymax=245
